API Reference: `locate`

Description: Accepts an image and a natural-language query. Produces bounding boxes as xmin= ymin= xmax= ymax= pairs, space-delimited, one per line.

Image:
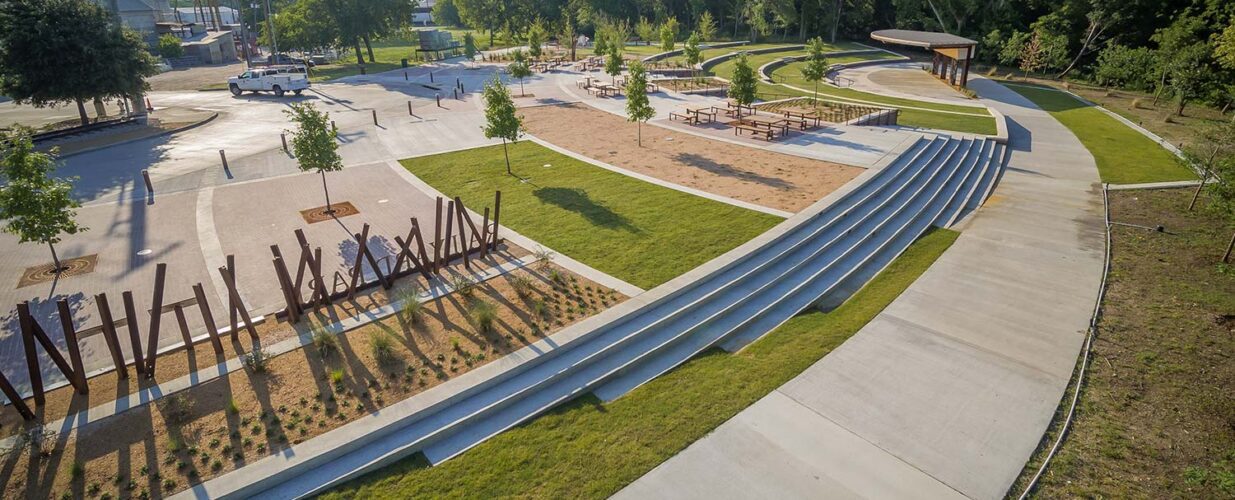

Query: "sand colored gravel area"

xmin=0 ymin=263 xmax=624 ymax=500
xmin=519 ymin=103 xmax=863 ymax=213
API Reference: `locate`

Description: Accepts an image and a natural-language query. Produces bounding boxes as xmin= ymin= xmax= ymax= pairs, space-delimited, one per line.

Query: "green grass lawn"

xmin=400 ymin=142 xmax=782 ymax=289
xmin=1007 ymin=84 xmax=1195 ymax=184
xmin=322 ymin=227 xmax=959 ymax=499
xmin=310 ymin=31 xmax=517 ymax=82
xmin=754 ymin=82 xmax=997 ymax=135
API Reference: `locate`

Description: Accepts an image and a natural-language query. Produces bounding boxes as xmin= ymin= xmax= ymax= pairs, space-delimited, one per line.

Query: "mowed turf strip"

xmin=400 ymin=142 xmax=783 ymax=289
xmin=1007 ymin=84 xmax=1195 ymax=184
xmin=322 ymin=227 xmax=959 ymax=499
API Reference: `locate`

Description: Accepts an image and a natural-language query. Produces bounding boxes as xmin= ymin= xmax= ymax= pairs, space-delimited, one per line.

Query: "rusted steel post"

xmin=17 ymin=302 xmax=44 ymax=405
xmin=56 ymin=299 xmax=89 ymax=394
xmin=144 ymin=263 xmax=167 ymax=376
xmin=192 ymin=284 xmax=225 ymax=356
xmin=0 ymin=371 xmax=33 ymax=420
xmin=94 ymin=293 xmax=128 ymax=379
xmin=122 ymin=291 xmax=145 ymax=375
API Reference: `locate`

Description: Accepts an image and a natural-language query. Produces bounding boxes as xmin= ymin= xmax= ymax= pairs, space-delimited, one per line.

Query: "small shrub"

xmin=470 ymin=300 xmax=497 ymax=333
xmin=227 ymin=398 xmax=240 ymax=415
xmin=244 ymin=349 xmax=271 ymax=373
xmin=395 ymin=286 xmax=424 ymax=325
xmin=533 ymin=247 xmax=554 ymax=270
xmin=311 ymin=325 xmax=338 ymax=358
xmin=509 ymin=273 xmax=536 ymax=297
xmin=1131 ymin=97 xmax=1144 ymax=109
xmin=451 ymin=336 xmax=462 ymax=352
xmin=548 ymin=268 xmax=564 ymax=284
xmin=69 ymin=461 xmax=85 ymax=480
xmin=369 ymin=331 xmax=399 ymax=365
xmin=157 ymin=394 xmax=194 ymax=425
xmin=451 ymin=274 xmax=476 ymax=297
xmin=329 ymin=368 xmax=345 ymax=386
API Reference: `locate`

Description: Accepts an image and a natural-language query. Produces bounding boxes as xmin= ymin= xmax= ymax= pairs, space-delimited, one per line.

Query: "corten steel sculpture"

xmin=2 ymin=256 xmax=262 ymax=419
xmin=271 ymin=193 xmax=503 ymax=322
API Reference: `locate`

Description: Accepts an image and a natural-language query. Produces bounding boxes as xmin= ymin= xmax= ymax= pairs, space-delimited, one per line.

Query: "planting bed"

xmin=0 ymin=263 xmax=625 ymax=500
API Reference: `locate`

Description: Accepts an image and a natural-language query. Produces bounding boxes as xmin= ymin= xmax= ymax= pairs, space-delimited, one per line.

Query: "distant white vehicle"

xmin=227 ymin=69 xmax=310 ymax=97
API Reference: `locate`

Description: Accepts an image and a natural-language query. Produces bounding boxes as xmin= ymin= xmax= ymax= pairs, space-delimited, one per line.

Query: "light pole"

xmin=235 ymin=0 xmax=251 ymax=66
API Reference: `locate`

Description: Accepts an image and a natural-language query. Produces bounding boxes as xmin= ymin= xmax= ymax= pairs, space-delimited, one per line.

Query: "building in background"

xmin=96 ymin=0 xmax=173 ymax=38
xmin=173 ymin=5 xmax=240 ymax=25
xmin=412 ymin=0 xmax=435 ymax=26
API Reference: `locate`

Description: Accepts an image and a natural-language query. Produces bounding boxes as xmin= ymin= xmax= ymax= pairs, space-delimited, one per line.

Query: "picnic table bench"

xmin=734 ymin=123 xmax=774 ymax=140
xmin=686 ymin=106 xmax=717 ymax=123
xmin=781 ymin=106 xmax=822 ymax=128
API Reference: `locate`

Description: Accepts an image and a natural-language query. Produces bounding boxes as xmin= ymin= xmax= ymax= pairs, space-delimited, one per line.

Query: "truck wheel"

xmin=229 ymin=84 xmax=242 ymax=96
xmin=294 ymin=89 xmax=303 ymax=96
xmin=273 ymin=85 xmax=285 ymax=97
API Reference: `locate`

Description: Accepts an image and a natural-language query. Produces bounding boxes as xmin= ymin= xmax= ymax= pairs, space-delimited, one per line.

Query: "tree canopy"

xmin=0 ymin=129 xmax=85 ymax=269
xmin=625 ymin=61 xmax=655 ymax=146
xmin=482 ymin=76 xmax=523 ymax=175
xmin=0 ymin=0 xmax=157 ymax=126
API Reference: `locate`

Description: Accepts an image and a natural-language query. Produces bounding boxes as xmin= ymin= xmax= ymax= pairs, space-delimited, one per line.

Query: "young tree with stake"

xmin=625 ymin=61 xmax=655 ymax=147
xmin=800 ymin=37 xmax=829 ymax=104
xmin=285 ymin=103 xmax=343 ymax=214
xmin=660 ymin=22 xmax=676 ymax=52
xmin=482 ymin=76 xmax=523 ymax=176
xmin=463 ymin=32 xmax=478 ymax=66
xmin=507 ymin=49 xmax=533 ymax=97
xmin=0 ymin=129 xmax=86 ymax=272
xmin=527 ymin=20 xmax=545 ymax=59
xmin=605 ymin=43 xmax=624 ymax=85
xmin=728 ymin=53 xmax=758 ymax=119
xmin=683 ymin=32 xmax=703 ymax=80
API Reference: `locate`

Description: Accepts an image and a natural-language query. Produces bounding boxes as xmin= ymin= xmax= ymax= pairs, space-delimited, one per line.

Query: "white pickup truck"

xmin=227 ymin=68 xmax=310 ymax=97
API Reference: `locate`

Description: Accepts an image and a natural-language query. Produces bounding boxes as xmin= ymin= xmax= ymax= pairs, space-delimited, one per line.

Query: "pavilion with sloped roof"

xmin=870 ymin=29 xmax=979 ymax=88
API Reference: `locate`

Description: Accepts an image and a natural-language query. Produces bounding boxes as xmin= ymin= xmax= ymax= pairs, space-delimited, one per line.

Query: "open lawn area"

xmin=322 ymin=228 xmax=959 ymax=499
xmin=1018 ymin=188 xmax=1234 ymax=498
xmin=309 ymin=32 xmax=516 ymax=82
xmin=755 ymin=82 xmax=997 ymax=135
xmin=399 ymin=142 xmax=783 ymax=289
xmin=1007 ymin=84 xmax=1195 ymax=184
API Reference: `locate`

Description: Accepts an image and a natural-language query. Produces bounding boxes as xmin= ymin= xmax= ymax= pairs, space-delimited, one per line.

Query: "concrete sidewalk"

xmin=614 ymin=78 xmax=1105 ymax=499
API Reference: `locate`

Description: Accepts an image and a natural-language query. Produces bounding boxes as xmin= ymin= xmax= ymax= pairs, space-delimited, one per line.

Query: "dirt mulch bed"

xmin=0 ymin=263 xmax=626 ymax=500
xmin=520 ymin=103 xmax=862 ymax=213
xmin=1022 ymin=188 xmax=1235 ymax=498
xmin=0 ymin=248 xmax=530 ymax=439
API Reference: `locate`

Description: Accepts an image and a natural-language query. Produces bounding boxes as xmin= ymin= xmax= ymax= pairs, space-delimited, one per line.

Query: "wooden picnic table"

xmin=685 ymin=106 xmax=717 ymax=123
xmin=577 ymin=75 xmax=597 ymax=88
xmin=740 ymin=114 xmax=791 ymax=136
xmin=594 ymin=83 xmax=620 ymax=97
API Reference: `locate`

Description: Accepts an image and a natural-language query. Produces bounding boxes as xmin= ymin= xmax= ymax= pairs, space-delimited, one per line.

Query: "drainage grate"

xmin=300 ymin=201 xmax=360 ymax=224
xmin=18 ymin=254 xmax=98 ymax=288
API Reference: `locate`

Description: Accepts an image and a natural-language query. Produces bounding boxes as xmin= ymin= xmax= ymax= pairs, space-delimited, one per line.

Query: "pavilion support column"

xmin=961 ymin=54 xmax=971 ymax=87
xmin=950 ymin=58 xmax=959 ymax=86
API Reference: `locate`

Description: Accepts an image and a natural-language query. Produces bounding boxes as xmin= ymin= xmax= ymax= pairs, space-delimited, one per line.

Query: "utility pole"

xmin=264 ymin=0 xmax=279 ymax=59
xmin=234 ymin=0 xmax=251 ymax=66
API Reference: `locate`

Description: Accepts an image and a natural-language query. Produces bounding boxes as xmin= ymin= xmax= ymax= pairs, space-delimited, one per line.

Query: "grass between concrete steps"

xmin=321 ymin=227 xmax=959 ymax=499
xmin=1006 ymin=84 xmax=1195 ymax=185
xmin=399 ymin=142 xmax=783 ymax=290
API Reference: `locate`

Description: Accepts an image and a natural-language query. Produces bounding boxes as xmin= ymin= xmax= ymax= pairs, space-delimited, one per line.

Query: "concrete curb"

xmin=1106 ymin=180 xmax=1201 ymax=191
xmin=55 ymin=111 xmax=219 ymax=159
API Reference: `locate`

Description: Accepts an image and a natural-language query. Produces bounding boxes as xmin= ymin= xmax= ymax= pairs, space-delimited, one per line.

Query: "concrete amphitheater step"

xmin=182 ymin=132 xmax=1011 ymax=499
xmin=592 ymin=137 xmax=973 ymax=398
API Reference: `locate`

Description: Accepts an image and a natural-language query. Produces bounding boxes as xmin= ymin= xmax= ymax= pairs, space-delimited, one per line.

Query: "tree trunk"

xmin=520 ymin=78 xmax=525 ymax=96
xmin=501 ymin=138 xmax=512 ymax=175
xmin=93 ymin=97 xmax=108 ymax=119
xmin=321 ymin=171 xmax=333 ymax=213
xmin=831 ymin=0 xmax=842 ymax=44
xmin=637 ymin=121 xmax=642 ymax=147
xmin=353 ymin=38 xmax=364 ymax=65
xmin=1058 ymin=21 xmax=1100 ymax=79
xmin=1177 ymin=97 xmax=1187 ymax=117
xmin=363 ymin=34 xmax=375 ymax=63
xmin=1224 ymin=231 xmax=1235 ymax=263
xmin=75 ymin=98 xmax=90 ymax=126
xmin=49 ymin=242 xmax=62 ymax=272
xmin=798 ymin=1 xmax=807 ymax=41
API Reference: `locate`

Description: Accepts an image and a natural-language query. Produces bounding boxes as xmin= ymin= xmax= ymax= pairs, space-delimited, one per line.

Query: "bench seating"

xmin=734 ymin=123 xmax=774 ymax=140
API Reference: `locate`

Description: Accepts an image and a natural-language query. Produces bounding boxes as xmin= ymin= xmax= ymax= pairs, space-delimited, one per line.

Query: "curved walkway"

xmin=614 ymin=77 xmax=1105 ymax=499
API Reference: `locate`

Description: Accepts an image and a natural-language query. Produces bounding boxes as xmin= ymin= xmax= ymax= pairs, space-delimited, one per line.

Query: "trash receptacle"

xmin=359 ymin=65 xmax=366 ymax=75
xmin=401 ymin=58 xmax=408 ymax=68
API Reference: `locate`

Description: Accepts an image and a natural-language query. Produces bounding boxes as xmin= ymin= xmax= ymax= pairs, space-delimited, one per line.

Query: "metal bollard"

xmin=436 ymin=93 xmax=441 ymax=107
xmin=141 ymin=169 xmax=153 ymax=195
xmin=460 ymin=82 xmax=464 ymax=93
xmin=429 ymin=71 xmax=434 ymax=83
xmin=219 ymin=149 xmax=228 ymax=170
xmin=280 ymin=133 xmax=288 ymax=151
xmin=331 ymin=120 xmax=336 ymax=132
xmin=453 ymin=88 xmax=458 ymax=100
xmin=408 ymin=101 xmax=413 ymax=116
xmin=372 ymin=109 xmax=378 ymax=126
xmin=404 ymin=71 xmax=408 ymax=81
